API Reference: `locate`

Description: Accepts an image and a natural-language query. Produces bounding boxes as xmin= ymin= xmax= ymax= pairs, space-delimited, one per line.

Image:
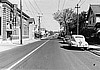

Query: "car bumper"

xmin=78 ymin=44 xmax=89 ymax=47
xmin=72 ymin=44 xmax=78 ymax=47
xmin=71 ymin=43 xmax=89 ymax=47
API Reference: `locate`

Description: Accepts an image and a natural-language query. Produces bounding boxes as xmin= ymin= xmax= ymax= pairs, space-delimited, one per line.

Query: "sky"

xmin=9 ymin=0 xmax=100 ymax=31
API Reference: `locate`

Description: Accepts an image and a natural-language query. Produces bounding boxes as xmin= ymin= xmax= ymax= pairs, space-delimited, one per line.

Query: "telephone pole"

xmin=75 ymin=4 xmax=80 ymax=35
xmin=20 ymin=0 xmax=22 ymax=44
xmin=37 ymin=15 xmax=42 ymax=38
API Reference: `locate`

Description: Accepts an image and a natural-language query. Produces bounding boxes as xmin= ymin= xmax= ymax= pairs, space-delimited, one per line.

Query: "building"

xmin=87 ymin=4 xmax=100 ymax=29
xmin=0 ymin=0 xmax=31 ymax=40
xmin=28 ymin=18 xmax=35 ymax=39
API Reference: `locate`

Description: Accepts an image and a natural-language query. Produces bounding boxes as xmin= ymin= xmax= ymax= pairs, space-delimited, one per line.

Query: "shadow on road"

xmin=59 ymin=42 xmax=68 ymax=44
xmin=61 ymin=45 xmax=84 ymax=51
xmin=41 ymin=38 xmax=49 ymax=40
xmin=58 ymin=39 xmax=84 ymax=51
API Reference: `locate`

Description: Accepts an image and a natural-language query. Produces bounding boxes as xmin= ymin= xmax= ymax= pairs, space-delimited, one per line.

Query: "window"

xmin=71 ymin=37 xmax=75 ymax=41
xmin=90 ymin=20 xmax=91 ymax=24
xmin=75 ymin=36 xmax=83 ymax=38
xmin=91 ymin=11 xmax=93 ymax=15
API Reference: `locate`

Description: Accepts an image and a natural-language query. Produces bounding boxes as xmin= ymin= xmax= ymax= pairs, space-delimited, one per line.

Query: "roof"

xmin=90 ymin=5 xmax=100 ymax=14
xmin=17 ymin=8 xmax=30 ymax=19
xmin=87 ymin=4 xmax=100 ymax=19
xmin=28 ymin=18 xmax=35 ymax=24
xmin=0 ymin=0 xmax=30 ymax=19
xmin=72 ymin=35 xmax=84 ymax=38
xmin=0 ymin=0 xmax=13 ymax=7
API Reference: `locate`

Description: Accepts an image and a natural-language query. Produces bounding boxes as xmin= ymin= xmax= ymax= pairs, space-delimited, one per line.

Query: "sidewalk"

xmin=89 ymin=45 xmax=100 ymax=49
xmin=0 ymin=38 xmax=40 ymax=53
xmin=89 ymin=45 xmax=100 ymax=56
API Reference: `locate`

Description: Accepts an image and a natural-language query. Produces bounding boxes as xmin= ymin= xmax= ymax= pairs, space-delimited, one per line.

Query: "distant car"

xmin=66 ymin=35 xmax=89 ymax=50
xmin=57 ymin=34 xmax=62 ymax=39
xmin=62 ymin=35 xmax=72 ymax=43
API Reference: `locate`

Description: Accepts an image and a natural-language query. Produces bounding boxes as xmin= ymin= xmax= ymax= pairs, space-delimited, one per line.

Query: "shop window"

xmin=7 ymin=22 xmax=12 ymax=29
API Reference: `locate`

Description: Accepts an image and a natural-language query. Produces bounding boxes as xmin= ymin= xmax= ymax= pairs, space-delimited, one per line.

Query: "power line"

xmin=42 ymin=15 xmax=48 ymax=26
xmin=79 ymin=0 xmax=87 ymax=6
xmin=28 ymin=0 xmax=39 ymax=14
xmin=33 ymin=0 xmax=43 ymax=14
xmin=62 ymin=0 xmax=66 ymax=10
xmin=77 ymin=0 xmax=82 ymax=4
xmin=58 ymin=0 xmax=60 ymax=11
xmin=33 ymin=0 xmax=48 ymax=30
xmin=24 ymin=0 xmax=34 ymax=16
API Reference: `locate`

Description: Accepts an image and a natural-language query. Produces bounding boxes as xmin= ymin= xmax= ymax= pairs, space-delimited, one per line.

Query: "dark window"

xmin=71 ymin=37 xmax=75 ymax=41
xmin=91 ymin=11 xmax=93 ymax=15
xmin=10 ymin=24 xmax=12 ymax=29
xmin=75 ymin=36 xmax=83 ymax=38
xmin=90 ymin=20 xmax=91 ymax=24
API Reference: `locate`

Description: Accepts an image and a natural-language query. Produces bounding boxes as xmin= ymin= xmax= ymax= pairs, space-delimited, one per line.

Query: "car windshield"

xmin=75 ymin=36 xmax=83 ymax=38
xmin=73 ymin=36 xmax=85 ymax=42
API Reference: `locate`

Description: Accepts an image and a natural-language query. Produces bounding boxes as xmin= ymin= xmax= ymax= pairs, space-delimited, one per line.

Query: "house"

xmin=87 ymin=4 xmax=100 ymax=29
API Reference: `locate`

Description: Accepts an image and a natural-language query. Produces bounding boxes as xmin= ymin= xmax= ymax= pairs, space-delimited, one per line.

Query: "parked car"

xmin=62 ymin=35 xmax=72 ymax=43
xmin=66 ymin=35 xmax=89 ymax=50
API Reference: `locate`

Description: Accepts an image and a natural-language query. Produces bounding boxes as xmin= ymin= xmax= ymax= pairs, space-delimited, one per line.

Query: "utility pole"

xmin=75 ymin=4 xmax=80 ymax=35
xmin=20 ymin=0 xmax=22 ymax=44
xmin=37 ymin=15 xmax=42 ymax=38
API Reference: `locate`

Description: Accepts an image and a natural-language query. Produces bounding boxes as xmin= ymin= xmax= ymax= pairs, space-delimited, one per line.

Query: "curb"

xmin=89 ymin=50 xmax=100 ymax=56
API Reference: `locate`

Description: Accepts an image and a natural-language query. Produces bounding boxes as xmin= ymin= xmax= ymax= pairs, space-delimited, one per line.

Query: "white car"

xmin=69 ymin=35 xmax=89 ymax=50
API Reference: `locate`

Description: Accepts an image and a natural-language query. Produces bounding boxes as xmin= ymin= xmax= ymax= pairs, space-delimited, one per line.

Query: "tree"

xmin=79 ymin=11 xmax=87 ymax=33
xmin=79 ymin=11 xmax=97 ymax=37
xmin=53 ymin=9 xmax=77 ymax=35
xmin=53 ymin=9 xmax=88 ymax=35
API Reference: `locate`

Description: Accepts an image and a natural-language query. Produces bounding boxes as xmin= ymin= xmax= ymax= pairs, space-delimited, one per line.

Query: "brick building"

xmin=0 ymin=0 xmax=31 ymax=40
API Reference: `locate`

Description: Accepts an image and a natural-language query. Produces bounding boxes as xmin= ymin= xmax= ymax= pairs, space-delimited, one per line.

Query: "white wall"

xmin=96 ymin=17 xmax=100 ymax=23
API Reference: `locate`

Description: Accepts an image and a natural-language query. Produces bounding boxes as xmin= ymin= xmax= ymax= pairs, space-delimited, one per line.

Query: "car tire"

xmin=69 ymin=43 xmax=72 ymax=47
xmin=82 ymin=47 xmax=88 ymax=51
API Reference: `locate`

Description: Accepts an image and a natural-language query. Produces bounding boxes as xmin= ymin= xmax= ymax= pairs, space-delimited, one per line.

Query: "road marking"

xmin=6 ymin=40 xmax=50 ymax=70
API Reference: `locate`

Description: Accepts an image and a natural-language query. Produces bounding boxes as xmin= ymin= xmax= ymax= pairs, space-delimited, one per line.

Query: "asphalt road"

xmin=1 ymin=38 xmax=100 ymax=70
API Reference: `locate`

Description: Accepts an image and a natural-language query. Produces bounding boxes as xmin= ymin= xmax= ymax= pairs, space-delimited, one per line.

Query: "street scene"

xmin=0 ymin=0 xmax=100 ymax=70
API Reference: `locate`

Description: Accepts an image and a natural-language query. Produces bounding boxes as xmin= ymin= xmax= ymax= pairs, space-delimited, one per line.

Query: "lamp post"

xmin=20 ymin=0 xmax=22 ymax=44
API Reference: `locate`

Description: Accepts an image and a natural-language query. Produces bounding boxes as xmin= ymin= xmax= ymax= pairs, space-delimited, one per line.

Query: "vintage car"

xmin=64 ymin=35 xmax=89 ymax=50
